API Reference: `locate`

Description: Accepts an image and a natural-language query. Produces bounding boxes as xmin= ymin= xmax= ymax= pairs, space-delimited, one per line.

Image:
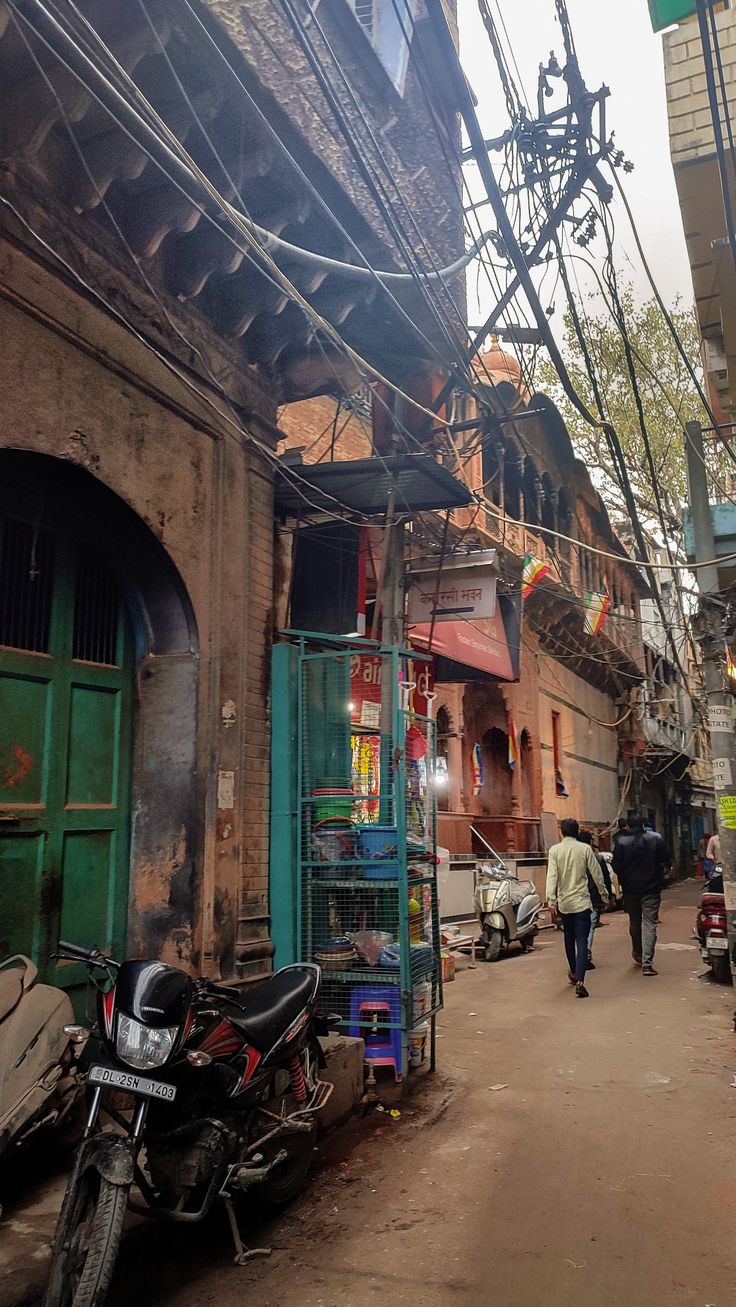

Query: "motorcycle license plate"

xmin=707 ymin=935 xmax=729 ymax=951
xmin=88 ymin=1065 xmax=177 ymax=1101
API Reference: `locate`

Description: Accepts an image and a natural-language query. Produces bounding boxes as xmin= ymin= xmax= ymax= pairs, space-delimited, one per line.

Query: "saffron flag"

xmin=471 ymin=743 xmax=483 ymax=796
xmin=583 ymin=591 xmax=611 ymax=637
xmin=508 ymin=716 xmax=518 ymax=771
xmin=521 ymin=553 xmax=550 ymax=599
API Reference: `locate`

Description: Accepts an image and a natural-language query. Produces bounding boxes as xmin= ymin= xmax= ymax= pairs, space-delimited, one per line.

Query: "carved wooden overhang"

xmin=527 ymin=581 xmax=645 ymax=697
xmin=0 ymin=0 xmax=460 ymax=412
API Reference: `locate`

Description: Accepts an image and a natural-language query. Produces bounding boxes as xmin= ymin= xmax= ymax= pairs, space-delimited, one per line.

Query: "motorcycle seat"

xmin=220 ymin=965 xmax=319 ymax=1052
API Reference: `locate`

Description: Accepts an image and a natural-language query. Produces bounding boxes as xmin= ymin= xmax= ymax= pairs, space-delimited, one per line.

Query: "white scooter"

xmin=0 ymin=955 xmax=80 ymax=1163
xmin=474 ymin=857 xmax=542 ymax=963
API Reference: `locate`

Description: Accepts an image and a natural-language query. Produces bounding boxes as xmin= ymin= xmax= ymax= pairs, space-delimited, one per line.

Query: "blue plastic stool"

xmin=348 ymin=985 xmax=402 ymax=1081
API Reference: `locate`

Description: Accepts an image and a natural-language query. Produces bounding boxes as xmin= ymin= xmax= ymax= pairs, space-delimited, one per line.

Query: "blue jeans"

xmin=561 ymin=909 xmax=592 ymax=983
xmin=587 ymin=907 xmax=600 ymax=959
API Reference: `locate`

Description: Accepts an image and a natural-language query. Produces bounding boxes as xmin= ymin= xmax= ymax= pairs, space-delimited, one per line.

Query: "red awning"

xmin=409 ymin=612 xmax=514 ymax=681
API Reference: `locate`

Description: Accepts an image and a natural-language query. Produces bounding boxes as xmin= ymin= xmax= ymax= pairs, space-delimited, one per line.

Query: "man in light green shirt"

xmin=547 ymin=818 xmax=611 ymax=998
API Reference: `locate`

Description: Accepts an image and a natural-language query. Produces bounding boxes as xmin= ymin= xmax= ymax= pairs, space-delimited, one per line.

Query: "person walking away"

xmin=704 ymin=830 xmax=722 ymax=882
xmin=612 ymin=818 xmax=669 ymax=975
xmin=612 ymin=818 xmax=629 ymax=848
xmin=578 ymin=830 xmax=613 ymax=970
xmin=547 ymin=818 xmax=612 ymax=998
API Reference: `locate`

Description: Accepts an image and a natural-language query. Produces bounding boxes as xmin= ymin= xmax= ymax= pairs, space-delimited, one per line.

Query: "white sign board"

xmin=709 ymin=704 xmax=734 ymax=735
xmin=712 ymin=757 xmax=733 ymax=791
xmin=407 ymin=568 xmax=497 ymax=624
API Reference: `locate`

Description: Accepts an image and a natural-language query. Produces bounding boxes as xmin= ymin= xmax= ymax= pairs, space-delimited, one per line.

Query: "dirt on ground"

xmin=5 ymin=880 xmax=736 ymax=1307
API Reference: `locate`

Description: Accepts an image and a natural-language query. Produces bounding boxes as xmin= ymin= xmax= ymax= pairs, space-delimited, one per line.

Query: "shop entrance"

xmin=0 ymin=511 xmax=133 ymax=989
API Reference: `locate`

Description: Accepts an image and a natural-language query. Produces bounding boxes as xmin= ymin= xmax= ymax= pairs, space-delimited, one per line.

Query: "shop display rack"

xmin=292 ymin=637 xmax=443 ymax=1079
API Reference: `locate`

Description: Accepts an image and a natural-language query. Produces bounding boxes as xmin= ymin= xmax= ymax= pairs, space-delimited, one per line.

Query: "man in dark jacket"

xmin=612 ymin=817 xmax=669 ymax=975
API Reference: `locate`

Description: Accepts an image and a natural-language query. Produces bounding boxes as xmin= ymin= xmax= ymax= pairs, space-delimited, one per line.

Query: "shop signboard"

xmin=349 ymin=651 xmax=435 ymax=726
xmin=406 ymin=550 xmax=498 ymax=624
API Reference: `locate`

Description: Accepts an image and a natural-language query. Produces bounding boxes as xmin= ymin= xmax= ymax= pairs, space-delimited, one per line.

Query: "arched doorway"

xmin=0 ymin=512 xmax=133 ymax=987
xmin=481 ymin=726 xmax=512 ymax=815
xmin=0 ymin=451 xmax=198 ymax=989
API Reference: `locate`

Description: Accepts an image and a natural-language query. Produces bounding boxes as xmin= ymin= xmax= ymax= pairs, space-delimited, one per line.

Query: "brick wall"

xmin=278 ymin=395 xmax=373 ymax=465
xmin=664 ymin=10 xmax=736 ymax=163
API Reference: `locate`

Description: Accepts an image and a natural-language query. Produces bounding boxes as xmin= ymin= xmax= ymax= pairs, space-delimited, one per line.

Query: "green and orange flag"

xmin=521 ymin=553 xmax=550 ymax=599
xmin=583 ymin=591 xmax=611 ymax=637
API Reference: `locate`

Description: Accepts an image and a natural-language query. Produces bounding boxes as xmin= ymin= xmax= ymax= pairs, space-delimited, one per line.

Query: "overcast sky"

xmin=456 ymin=0 xmax=694 ymax=322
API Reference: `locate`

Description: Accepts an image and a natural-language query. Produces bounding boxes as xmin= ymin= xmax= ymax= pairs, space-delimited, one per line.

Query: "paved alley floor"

xmin=6 ymin=880 xmax=736 ymax=1307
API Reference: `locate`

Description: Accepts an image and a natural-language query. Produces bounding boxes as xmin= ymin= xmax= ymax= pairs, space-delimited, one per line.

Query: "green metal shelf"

xmin=291 ymin=641 xmax=442 ymax=1079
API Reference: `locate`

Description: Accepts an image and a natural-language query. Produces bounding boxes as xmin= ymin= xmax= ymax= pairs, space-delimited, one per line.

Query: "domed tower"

xmin=470 ymin=334 xmax=531 ymax=409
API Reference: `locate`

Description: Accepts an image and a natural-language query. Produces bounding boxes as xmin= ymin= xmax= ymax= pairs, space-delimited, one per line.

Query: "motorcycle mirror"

xmin=63 ymin=1024 xmax=90 ymax=1044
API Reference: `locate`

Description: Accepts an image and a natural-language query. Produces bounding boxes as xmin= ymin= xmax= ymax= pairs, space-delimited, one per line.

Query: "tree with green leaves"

xmin=537 ymin=289 xmax=728 ymax=534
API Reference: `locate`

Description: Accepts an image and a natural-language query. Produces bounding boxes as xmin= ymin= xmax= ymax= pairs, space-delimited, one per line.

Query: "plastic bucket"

xmin=360 ymin=824 xmax=398 ymax=861
xmin=409 ymin=1026 xmax=428 ymax=1068
xmin=311 ymin=819 xmax=360 ymax=865
xmin=312 ymin=793 xmax=354 ymax=823
xmin=412 ymin=980 xmax=431 ymax=1024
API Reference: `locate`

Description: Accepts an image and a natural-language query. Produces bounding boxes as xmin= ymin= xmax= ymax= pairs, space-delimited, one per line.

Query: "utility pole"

xmin=685 ymin=419 xmax=736 ymax=975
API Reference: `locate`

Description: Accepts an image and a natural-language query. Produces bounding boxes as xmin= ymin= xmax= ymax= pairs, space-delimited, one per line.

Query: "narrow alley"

xmin=203 ymin=881 xmax=736 ymax=1307
xmin=10 ymin=880 xmax=725 ymax=1307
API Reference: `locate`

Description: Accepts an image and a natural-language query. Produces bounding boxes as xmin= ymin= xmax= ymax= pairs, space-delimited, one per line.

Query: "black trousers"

xmin=560 ymin=908 xmax=592 ymax=983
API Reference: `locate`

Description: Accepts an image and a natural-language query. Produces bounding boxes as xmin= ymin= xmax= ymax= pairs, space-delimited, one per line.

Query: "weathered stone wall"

xmin=537 ymin=655 xmax=620 ymax=834
xmin=0 ymin=235 xmax=275 ymax=981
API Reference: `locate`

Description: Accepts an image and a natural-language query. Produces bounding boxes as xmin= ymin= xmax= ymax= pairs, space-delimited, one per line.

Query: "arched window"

xmin=522 ymin=457 xmax=541 ymax=527
xmin=482 ymin=434 xmax=503 ymax=509
xmin=557 ymin=488 xmax=572 ymax=559
xmin=503 ymin=442 xmax=522 ymax=520
xmin=541 ymin=473 xmax=556 ymax=534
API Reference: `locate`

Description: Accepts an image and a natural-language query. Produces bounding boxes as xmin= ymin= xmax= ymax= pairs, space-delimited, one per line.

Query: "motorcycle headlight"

xmin=115 ymin=1014 xmax=178 ymax=1070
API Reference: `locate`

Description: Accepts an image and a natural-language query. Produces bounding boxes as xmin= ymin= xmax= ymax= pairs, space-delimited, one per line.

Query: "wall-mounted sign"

xmin=712 ymin=757 xmax=733 ymax=791
xmin=718 ymin=794 xmax=736 ymax=830
xmin=407 ymin=550 xmax=498 ymax=624
xmin=647 ymin=1 xmax=695 ymax=34
xmin=709 ymin=704 xmax=734 ymax=735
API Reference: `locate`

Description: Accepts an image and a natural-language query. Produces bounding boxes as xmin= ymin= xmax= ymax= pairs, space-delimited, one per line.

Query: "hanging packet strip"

xmin=471 ymin=742 xmax=483 ymax=796
xmin=521 ymin=553 xmax=550 ymax=599
xmin=583 ymin=591 xmax=610 ymax=637
xmin=508 ymin=715 xmax=518 ymax=771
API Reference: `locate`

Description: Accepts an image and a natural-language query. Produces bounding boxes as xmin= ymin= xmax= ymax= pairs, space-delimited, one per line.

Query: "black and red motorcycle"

xmin=696 ymin=865 xmax=732 ymax=984
xmin=43 ymin=941 xmax=334 ymax=1307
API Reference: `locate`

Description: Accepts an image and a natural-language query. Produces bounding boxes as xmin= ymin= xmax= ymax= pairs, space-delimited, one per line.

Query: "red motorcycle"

xmin=43 ymin=941 xmax=334 ymax=1307
xmin=696 ymin=867 xmax=732 ymax=984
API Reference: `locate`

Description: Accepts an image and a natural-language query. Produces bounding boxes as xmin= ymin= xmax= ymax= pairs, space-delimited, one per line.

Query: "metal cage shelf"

xmin=272 ymin=636 xmax=443 ymax=1079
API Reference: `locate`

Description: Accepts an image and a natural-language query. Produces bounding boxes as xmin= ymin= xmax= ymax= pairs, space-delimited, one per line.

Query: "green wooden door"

xmin=0 ymin=513 xmax=132 ymax=992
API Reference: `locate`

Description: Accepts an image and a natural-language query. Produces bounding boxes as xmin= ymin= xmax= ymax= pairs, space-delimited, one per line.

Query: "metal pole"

xmin=685 ymin=420 xmax=736 ymax=974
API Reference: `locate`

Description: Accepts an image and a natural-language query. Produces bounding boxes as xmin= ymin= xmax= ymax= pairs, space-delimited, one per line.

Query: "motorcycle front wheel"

xmin=44 ymin=1167 xmax=128 ymax=1307
xmin=483 ymin=931 xmax=503 ymax=962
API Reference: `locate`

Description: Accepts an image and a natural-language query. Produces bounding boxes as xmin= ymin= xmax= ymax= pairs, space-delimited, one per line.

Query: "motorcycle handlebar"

xmin=57 ymin=940 xmax=119 ymax=970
